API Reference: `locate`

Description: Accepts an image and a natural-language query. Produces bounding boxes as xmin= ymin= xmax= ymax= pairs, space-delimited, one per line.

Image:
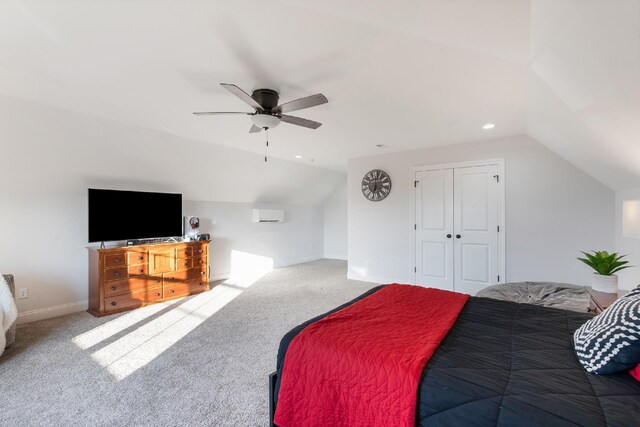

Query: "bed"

xmin=270 ymin=285 xmax=640 ymax=426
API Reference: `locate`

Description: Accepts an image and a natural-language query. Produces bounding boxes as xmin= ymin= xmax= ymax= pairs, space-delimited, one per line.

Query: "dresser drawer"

xmin=129 ymin=252 xmax=148 ymax=265
xmin=176 ymin=246 xmax=193 ymax=259
xmin=105 ymin=267 xmax=128 ymax=281
xmin=192 ymin=256 xmax=207 ymax=267
xmin=164 ymin=268 xmax=207 ymax=282
xmin=105 ymin=253 xmax=128 ymax=268
xmin=128 ymin=264 xmax=148 ymax=276
xmin=192 ymin=244 xmax=207 ymax=257
xmin=164 ymin=280 xmax=208 ymax=298
xmin=105 ymin=288 xmax=163 ymax=312
xmin=105 ymin=276 xmax=162 ymax=297
xmin=176 ymin=258 xmax=192 ymax=271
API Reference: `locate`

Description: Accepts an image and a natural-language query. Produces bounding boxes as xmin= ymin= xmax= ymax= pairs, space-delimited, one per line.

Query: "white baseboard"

xmin=324 ymin=254 xmax=348 ymax=261
xmin=17 ymin=300 xmax=88 ymax=325
xmin=347 ymin=272 xmax=402 ymax=285
xmin=278 ymin=255 xmax=324 ymax=267
xmin=210 ymin=255 xmax=326 ymax=283
xmin=210 ymin=272 xmax=231 ymax=282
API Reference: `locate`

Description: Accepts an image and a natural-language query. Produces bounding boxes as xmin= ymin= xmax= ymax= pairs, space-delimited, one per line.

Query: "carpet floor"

xmin=0 ymin=259 xmax=377 ymax=426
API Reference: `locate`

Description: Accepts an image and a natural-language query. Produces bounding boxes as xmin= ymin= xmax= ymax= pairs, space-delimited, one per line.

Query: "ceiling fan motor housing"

xmin=251 ymin=89 xmax=280 ymax=111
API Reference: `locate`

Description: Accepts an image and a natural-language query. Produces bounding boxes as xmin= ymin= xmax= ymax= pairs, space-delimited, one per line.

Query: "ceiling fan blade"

xmin=280 ymin=114 xmax=322 ymax=129
xmin=273 ymin=93 xmax=328 ymax=114
xmin=193 ymin=112 xmax=252 ymax=115
xmin=220 ymin=83 xmax=263 ymax=111
xmin=249 ymin=124 xmax=262 ymax=133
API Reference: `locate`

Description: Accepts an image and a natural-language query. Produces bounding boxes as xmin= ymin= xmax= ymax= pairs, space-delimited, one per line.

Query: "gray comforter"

xmin=476 ymin=281 xmax=589 ymax=313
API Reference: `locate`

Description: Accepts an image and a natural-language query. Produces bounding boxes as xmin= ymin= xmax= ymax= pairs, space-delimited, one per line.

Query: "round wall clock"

xmin=361 ymin=169 xmax=391 ymax=201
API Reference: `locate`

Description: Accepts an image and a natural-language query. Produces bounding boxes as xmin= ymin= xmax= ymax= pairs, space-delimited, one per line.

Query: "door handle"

xmin=446 ymin=234 xmax=452 ymax=238
xmin=456 ymin=234 xmax=461 ymax=239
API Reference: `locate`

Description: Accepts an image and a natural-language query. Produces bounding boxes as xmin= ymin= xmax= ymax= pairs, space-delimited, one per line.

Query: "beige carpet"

xmin=0 ymin=259 xmax=376 ymax=426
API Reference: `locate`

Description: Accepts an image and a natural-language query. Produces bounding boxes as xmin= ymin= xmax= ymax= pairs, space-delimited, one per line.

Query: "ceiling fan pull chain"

xmin=264 ymin=128 xmax=269 ymax=162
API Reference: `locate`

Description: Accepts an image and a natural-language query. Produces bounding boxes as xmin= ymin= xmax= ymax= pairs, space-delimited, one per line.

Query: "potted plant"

xmin=578 ymin=250 xmax=632 ymax=293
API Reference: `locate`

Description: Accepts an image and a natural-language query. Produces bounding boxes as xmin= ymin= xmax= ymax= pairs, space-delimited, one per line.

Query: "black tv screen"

xmin=88 ymin=189 xmax=182 ymax=242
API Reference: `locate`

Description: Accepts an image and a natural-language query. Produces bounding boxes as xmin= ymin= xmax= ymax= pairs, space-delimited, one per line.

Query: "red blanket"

xmin=274 ymin=284 xmax=469 ymax=427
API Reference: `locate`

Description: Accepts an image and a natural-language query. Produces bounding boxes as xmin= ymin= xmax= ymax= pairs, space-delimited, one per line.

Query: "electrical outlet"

xmin=18 ymin=288 xmax=28 ymax=299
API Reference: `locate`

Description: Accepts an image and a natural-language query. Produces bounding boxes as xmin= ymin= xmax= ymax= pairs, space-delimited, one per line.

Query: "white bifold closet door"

xmin=415 ymin=165 xmax=499 ymax=294
xmin=414 ymin=168 xmax=454 ymax=290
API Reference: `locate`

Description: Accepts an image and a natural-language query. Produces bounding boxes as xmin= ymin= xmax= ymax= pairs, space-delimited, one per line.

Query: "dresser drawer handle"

xmin=137 ymin=256 xmax=143 ymax=260
xmin=167 ymin=277 xmax=174 ymax=281
xmin=169 ymin=289 xmax=175 ymax=294
xmin=111 ymin=301 xmax=117 ymax=306
xmin=111 ymin=286 xmax=117 ymax=291
xmin=154 ymin=279 xmax=160 ymax=283
xmin=114 ymin=257 xmax=121 ymax=263
xmin=154 ymin=292 xmax=161 ymax=297
xmin=197 ymin=249 xmax=203 ymax=253
xmin=201 ymin=271 xmax=205 ymax=275
xmin=114 ymin=271 xmax=121 ymax=277
xmin=198 ymin=260 xmax=203 ymax=264
xmin=137 ymin=269 xmax=143 ymax=273
xmin=199 ymin=283 xmax=205 ymax=287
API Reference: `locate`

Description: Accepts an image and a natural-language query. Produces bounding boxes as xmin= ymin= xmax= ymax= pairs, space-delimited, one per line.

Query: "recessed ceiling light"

xmin=295 ymin=155 xmax=302 ymax=159
xmin=482 ymin=123 xmax=495 ymax=130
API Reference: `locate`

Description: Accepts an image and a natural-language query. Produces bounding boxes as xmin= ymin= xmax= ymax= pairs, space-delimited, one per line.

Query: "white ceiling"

xmin=0 ymin=0 xmax=638 ymax=189
xmin=527 ymin=0 xmax=640 ymax=190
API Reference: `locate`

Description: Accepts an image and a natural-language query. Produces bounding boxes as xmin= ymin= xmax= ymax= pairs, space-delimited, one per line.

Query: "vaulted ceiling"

xmin=0 ymin=0 xmax=638 ymax=189
xmin=528 ymin=0 xmax=640 ymax=190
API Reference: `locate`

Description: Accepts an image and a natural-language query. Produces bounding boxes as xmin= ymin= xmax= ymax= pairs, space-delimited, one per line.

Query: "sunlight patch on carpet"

xmin=73 ymin=303 xmax=167 ymax=350
xmin=77 ymin=251 xmax=272 ymax=380
xmin=92 ymin=285 xmax=240 ymax=380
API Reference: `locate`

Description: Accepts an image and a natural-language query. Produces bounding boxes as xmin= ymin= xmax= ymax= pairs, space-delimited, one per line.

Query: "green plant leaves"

xmin=577 ymin=250 xmax=633 ymax=276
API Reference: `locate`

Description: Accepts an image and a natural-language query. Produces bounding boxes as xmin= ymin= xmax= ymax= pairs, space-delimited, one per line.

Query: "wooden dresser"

xmin=88 ymin=241 xmax=210 ymax=317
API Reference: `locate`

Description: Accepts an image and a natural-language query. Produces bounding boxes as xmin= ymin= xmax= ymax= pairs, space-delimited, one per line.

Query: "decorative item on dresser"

xmin=88 ymin=241 xmax=210 ymax=317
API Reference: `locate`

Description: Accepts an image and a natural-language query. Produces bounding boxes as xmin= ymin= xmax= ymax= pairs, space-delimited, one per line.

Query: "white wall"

xmin=323 ymin=178 xmax=348 ymax=260
xmin=615 ymin=187 xmax=640 ymax=290
xmin=184 ymin=200 xmax=324 ymax=279
xmin=0 ymin=95 xmax=341 ymax=323
xmin=348 ymin=135 xmax=615 ymax=286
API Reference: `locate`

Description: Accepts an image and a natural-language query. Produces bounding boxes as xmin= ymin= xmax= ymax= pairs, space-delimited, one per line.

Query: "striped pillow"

xmin=574 ymin=286 xmax=640 ymax=374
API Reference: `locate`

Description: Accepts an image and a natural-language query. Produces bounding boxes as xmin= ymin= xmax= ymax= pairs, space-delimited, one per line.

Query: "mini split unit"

xmin=252 ymin=209 xmax=284 ymax=223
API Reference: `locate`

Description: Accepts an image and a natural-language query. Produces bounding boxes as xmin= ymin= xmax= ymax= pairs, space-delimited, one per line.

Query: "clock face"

xmin=361 ymin=169 xmax=391 ymax=201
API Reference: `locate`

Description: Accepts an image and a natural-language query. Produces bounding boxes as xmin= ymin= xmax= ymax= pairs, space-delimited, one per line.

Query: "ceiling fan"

xmin=193 ymin=83 xmax=328 ymax=133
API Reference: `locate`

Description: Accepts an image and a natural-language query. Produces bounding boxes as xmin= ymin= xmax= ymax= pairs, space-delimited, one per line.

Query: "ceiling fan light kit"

xmin=251 ymin=113 xmax=281 ymax=130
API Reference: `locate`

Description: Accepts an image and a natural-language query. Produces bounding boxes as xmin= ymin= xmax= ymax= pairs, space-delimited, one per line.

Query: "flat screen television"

xmin=88 ymin=188 xmax=182 ymax=243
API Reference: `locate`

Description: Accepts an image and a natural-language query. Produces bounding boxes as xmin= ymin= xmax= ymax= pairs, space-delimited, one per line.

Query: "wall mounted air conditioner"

xmin=252 ymin=209 xmax=284 ymax=223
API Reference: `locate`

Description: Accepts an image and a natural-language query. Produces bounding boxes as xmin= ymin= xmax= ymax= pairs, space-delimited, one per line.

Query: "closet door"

xmin=453 ymin=165 xmax=499 ymax=295
xmin=414 ymin=169 xmax=454 ymax=290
